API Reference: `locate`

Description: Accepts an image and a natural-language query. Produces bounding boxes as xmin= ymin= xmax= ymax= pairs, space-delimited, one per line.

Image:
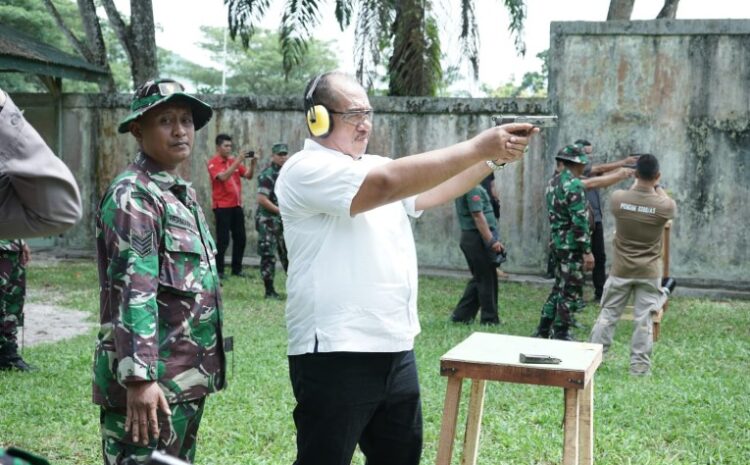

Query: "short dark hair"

xmin=216 ymin=133 xmax=232 ymax=146
xmin=636 ymin=153 xmax=659 ymax=181
xmin=304 ymin=72 xmax=359 ymax=111
xmin=574 ymin=139 xmax=591 ymax=147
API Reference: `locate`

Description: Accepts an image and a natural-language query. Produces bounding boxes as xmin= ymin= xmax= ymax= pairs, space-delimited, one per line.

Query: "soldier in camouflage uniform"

xmin=0 ymin=239 xmax=33 ymax=371
xmin=532 ymin=145 xmax=594 ymax=341
xmin=93 ymin=78 xmax=226 ymax=465
xmin=255 ymin=143 xmax=289 ymax=299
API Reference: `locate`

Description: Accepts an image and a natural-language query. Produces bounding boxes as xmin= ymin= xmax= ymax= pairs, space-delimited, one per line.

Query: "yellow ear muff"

xmin=306 ymin=104 xmax=332 ymax=138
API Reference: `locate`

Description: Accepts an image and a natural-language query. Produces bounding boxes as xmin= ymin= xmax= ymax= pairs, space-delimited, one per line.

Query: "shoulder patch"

xmin=471 ymin=195 xmax=481 ymax=202
xmin=130 ymin=230 xmax=155 ymax=257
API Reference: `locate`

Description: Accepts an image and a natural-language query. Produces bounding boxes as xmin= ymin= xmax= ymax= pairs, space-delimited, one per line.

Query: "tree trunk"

xmin=128 ymin=0 xmax=158 ymax=85
xmin=657 ymin=0 xmax=680 ymax=19
xmin=40 ymin=0 xmax=116 ymax=91
xmin=388 ymin=0 xmax=434 ymax=96
xmin=76 ymin=0 xmax=116 ymax=92
xmin=101 ymin=0 xmax=158 ymax=89
xmin=607 ymin=0 xmax=635 ymax=20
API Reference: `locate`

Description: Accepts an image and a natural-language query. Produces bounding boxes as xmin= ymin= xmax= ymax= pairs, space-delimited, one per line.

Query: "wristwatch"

xmin=485 ymin=159 xmax=506 ymax=171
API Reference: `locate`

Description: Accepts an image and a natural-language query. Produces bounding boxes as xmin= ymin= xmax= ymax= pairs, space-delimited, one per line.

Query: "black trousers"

xmin=451 ymin=229 xmax=499 ymax=324
xmin=592 ymin=221 xmax=606 ymax=299
xmin=213 ymin=206 xmax=246 ymax=275
xmin=288 ymin=350 xmax=423 ymax=465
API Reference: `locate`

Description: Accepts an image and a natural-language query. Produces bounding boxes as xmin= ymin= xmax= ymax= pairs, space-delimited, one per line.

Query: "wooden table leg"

xmin=578 ymin=379 xmax=594 ymax=465
xmin=461 ymin=379 xmax=486 ymax=465
xmin=563 ymin=388 xmax=580 ymax=465
xmin=436 ymin=376 xmax=464 ymax=465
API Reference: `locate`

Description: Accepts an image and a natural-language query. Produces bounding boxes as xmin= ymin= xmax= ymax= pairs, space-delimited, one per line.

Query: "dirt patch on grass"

xmin=21 ymin=290 xmax=94 ymax=347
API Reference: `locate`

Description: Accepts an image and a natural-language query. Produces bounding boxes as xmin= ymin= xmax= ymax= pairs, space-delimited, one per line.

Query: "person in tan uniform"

xmin=589 ymin=154 xmax=676 ymax=376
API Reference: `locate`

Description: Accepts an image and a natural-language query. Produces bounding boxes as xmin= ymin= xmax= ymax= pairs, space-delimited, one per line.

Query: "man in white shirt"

xmin=276 ymin=71 xmax=537 ymax=465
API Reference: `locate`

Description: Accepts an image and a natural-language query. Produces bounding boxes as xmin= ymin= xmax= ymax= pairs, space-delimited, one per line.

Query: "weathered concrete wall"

xmin=15 ymin=93 xmax=552 ymax=272
xmin=15 ymin=19 xmax=749 ymax=287
xmin=548 ymin=20 xmax=750 ymax=288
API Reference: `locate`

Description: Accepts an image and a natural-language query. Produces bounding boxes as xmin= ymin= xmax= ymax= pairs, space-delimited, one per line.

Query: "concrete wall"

xmin=15 ymin=93 xmax=553 ymax=272
xmin=548 ymin=20 xmax=750 ymax=288
xmin=14 ymin=19 xmax=750 ymax=288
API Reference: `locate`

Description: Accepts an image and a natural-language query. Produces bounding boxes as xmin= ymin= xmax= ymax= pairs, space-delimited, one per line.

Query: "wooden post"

xmin=579 ymin=379 xmax=594 ymax=465
xmin=436 ymin=376 xmax=463 ymax=465
xmin=461 ymin=379 xmax=487 ymax=465
xmin=563 ymin=388 xmax=580 ymax=465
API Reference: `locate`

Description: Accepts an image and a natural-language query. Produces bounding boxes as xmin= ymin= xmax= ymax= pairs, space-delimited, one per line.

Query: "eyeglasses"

xmin=135 ymin=80 xmax=185 ymax=99
xmin=329 ymin=109 xmax=374 ymax=126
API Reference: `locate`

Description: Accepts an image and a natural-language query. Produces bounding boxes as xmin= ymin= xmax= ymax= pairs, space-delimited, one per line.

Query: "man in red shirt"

xmin=207 ymin=133 xmax=256 ymax=278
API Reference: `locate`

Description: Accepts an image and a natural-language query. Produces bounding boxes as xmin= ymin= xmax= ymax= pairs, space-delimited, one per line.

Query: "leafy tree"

xmin=225 ymin=0 xmax=527 ymax=97
xmin=161 ymin=26 xmax=339 ymax=95
xmin=482 ymin=49 xmax=548 ymax=98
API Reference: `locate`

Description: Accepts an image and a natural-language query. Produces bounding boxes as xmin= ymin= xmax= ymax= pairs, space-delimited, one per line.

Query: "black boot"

xmin=264 ymin=279 xmax=281 ymax=299
xmin=553 ymin=325 xmax=576 ymax=342
xmin=0 ymin=346 xmax=36 ymax=372
xmin=531 ymin=317 xmax=554 ymax=338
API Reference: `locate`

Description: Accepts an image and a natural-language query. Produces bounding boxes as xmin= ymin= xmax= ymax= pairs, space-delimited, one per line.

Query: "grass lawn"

xmin=1 ymin=260 xmax=748 ymax=464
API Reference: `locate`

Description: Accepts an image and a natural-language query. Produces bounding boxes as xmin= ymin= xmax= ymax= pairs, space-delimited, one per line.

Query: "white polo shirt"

xmin=276 ymin=139 xmax=423 ymax=355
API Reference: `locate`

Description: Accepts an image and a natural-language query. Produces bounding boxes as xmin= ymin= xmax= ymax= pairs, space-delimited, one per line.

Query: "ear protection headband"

xmin=305 ymin=74 xmax=332 ymax=138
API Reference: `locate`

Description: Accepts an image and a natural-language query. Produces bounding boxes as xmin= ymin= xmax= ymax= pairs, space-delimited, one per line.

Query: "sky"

xmin=124 ymin=0 xmax=750 ymax=95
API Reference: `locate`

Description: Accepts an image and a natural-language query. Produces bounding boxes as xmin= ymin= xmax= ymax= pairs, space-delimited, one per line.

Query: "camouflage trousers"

xmin=255 ymin=216 xmax=288 ymax=282
xmin=100 ymin=397 xmax=205 ymax=465
xmin=540 ymin=249 xmax=585 ymax=328
xmin=0 ymin=252 xmax=25 ymax=353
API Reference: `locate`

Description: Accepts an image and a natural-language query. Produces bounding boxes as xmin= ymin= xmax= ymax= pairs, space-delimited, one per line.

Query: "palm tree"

xmin=224 ymin=0 xmax=527 ymax=96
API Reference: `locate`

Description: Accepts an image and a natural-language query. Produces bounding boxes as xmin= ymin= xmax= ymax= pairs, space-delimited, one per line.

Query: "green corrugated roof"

xmin=0 ymin=24 xmax=109 ymax=82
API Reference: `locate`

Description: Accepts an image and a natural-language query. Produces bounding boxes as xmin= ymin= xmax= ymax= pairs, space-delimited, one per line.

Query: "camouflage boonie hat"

xmin=272 ymin=143 xmax=289 ymax=155
xmin=117 ymin=78 xmax=213 ymax=133
xmin=555 ymin=145 xmax=589 ymax=165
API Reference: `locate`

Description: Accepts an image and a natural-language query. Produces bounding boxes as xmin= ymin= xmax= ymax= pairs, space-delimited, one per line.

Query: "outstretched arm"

xmin=351 ymin=123 xmax=537 ymax=215
xmin=582 ymin=167 xmax=634 ymax=190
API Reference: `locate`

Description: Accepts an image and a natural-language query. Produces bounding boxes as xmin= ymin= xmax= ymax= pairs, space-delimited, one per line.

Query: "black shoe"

xmin=661 ymin=277 xmax=677 ymax=295
xmin=0 ymin=355 xmax=36 ymax=372
xmin=553 ymin=327 xmax=576 ymax=342
xmin=450 ymin=316 xmax=473 ymax=324
xmin=480 ymin=319 xmax=501 ymax=326
xmin=264 ymin=290 xmax=282 ymax=300
xmin=218 ymin=272 xmax=225 ymax=280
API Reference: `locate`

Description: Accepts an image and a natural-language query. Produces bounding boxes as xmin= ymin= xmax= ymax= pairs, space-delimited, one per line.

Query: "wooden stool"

xmin=435 ymin=333 xmax=603 ymax=465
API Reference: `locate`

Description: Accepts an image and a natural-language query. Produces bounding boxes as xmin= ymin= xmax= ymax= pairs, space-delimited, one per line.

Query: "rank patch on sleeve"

xmin=131 ymin=230 xmax=154 ymax=257
xmin=471 ymin=195 xmax=481 ymax=202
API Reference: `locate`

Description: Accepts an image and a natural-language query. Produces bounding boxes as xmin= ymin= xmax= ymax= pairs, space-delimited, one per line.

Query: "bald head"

xmin=305 ymin=72 xmax=363 ymax=112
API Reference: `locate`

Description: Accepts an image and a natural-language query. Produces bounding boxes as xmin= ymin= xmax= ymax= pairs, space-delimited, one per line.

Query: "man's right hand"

xmin=583 ymin=252 xmax=595 ymax=272
xmin=125 ymin=381 xmax=171 ymax=445
xmin=472 ymin=123 xmax=537 ymax=165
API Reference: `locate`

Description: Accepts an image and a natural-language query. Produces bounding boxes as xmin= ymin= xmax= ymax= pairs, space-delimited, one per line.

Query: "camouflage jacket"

xmin=93 ymin=153 xmax=226 ymax=408
xmin=0 ymin=239 xmax=23 ymax=253
xmin=255 ymin=163 xmax=281 ymax=221
xmin=545 ymin=167 xmax=592 ymax=254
